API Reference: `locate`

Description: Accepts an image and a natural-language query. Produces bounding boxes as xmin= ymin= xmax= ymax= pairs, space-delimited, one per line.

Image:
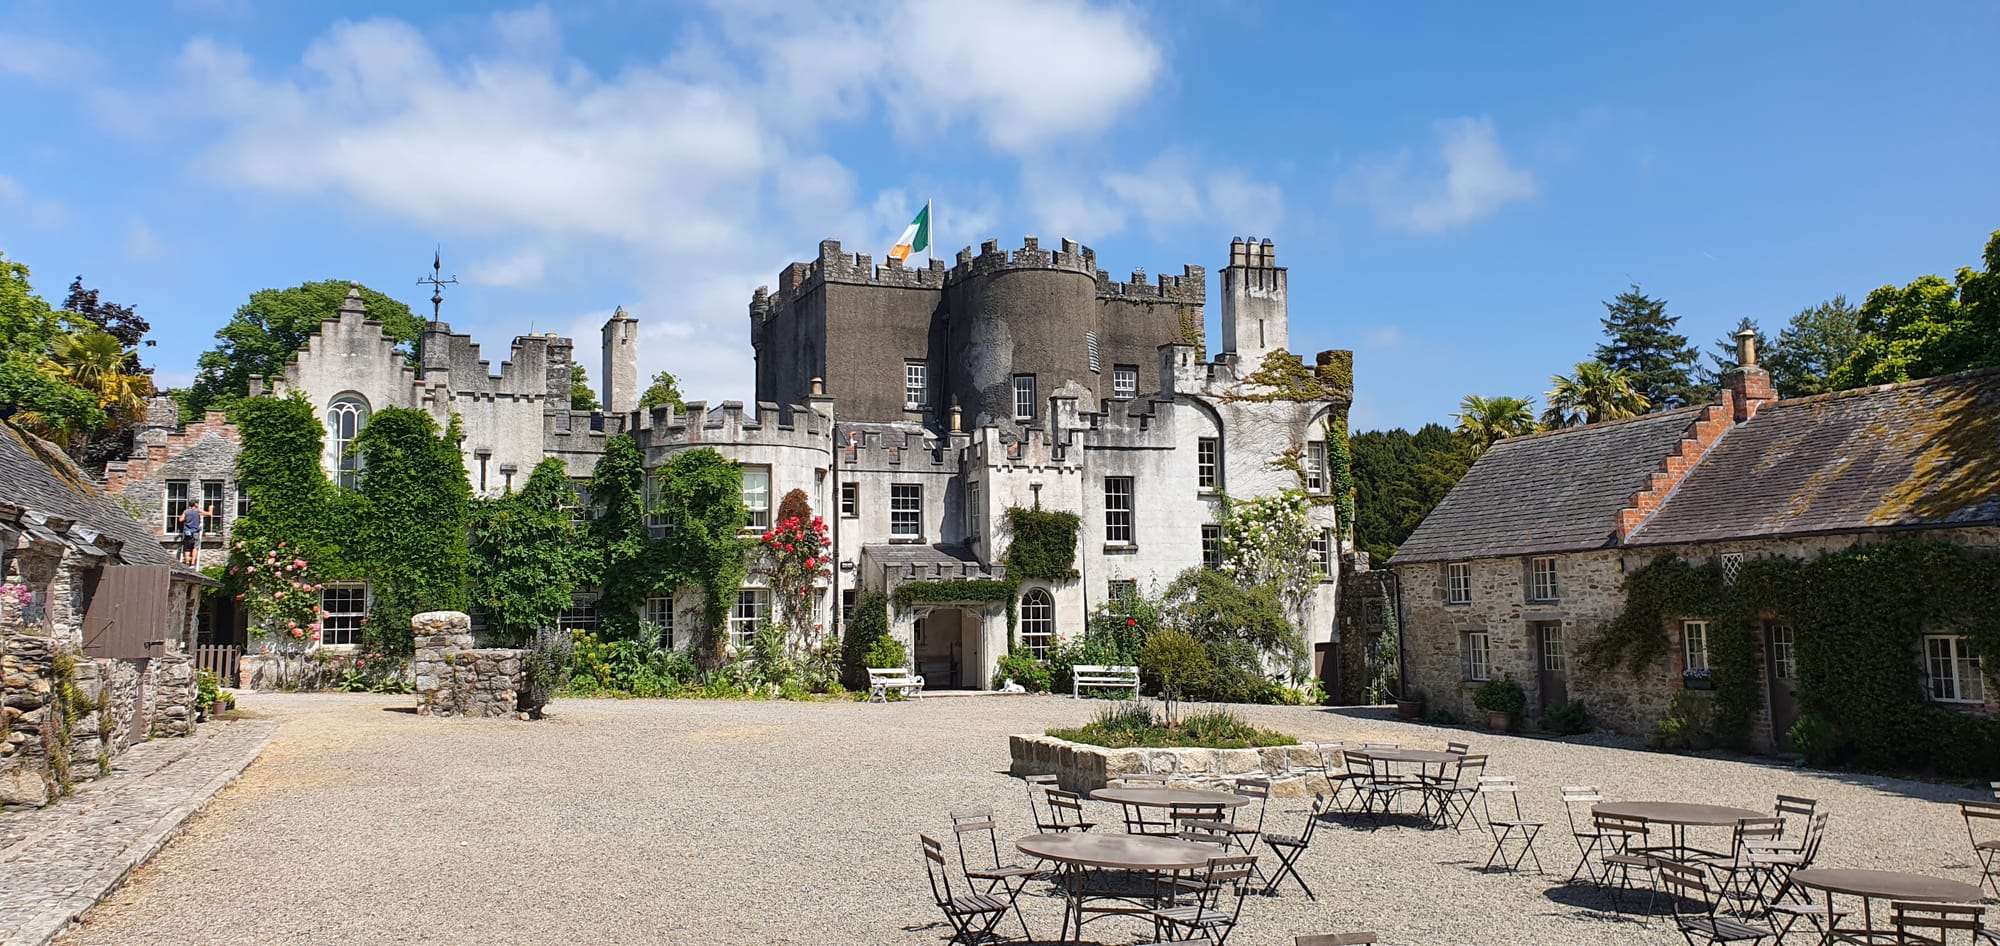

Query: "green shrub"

xmin=841 ymin=591 xmax=890 ymax=688
xmin=521 ymin=626 xmax=575 ymax=715
xmin=993 ymin=650 xmax=1053 ymax=692
xmin=1787 ymin=713 xmax=1842 ymax=767
xmin=1472 ymin=676 xmax=1526 ymax=716
xmin=1649 ymin=691 xmax=1715 ymax=752
xmin=1048 ymin=704 xmax=1296 ymax=749
xmin=1540 ymin=699 xmax=1593 ymax=736
xmin=1139 ymin=628 xmax=1210 ymax=724
xmin=195 ymin=669 xmax=220 ymax=712
xmin=863 ymin=633 xmax=907 ymax=670
xmin=1424 ymin=707 xmax=1464 ymax=726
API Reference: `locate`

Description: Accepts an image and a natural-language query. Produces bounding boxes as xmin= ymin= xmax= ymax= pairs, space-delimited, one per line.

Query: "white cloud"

xmin=1032 ymin=151 xmax=1284 ymax=242
xmin=1361 ymin=326 xmax=1404 ymax=350
xmin=1337 ymin=116 xmax=1537 ymax=234
xmin=0 ymin=172 xmax=67 ymax=227
xmin=0 ymin=33 xmax=94 ymax=81
xmin=0 ymin=174 xmax=19 ymax=202
xmin=467 ymin=246 xmax=548 ymax=289
xmin=126 ymin=221 xmax=162 ymax=259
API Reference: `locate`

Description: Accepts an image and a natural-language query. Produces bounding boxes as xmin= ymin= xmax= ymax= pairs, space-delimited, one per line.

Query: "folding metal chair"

xmin=1561 ymin=786 xmax=1610 ymax=882
xmin=1260 ymin=794 xmax=1329 ymax=899
xmin=1046 ymin=788 xmax=1098 ymax=833
xmin=1476 ymin=775 xmax=1545 ymax=873
xmin=1751 ymin=811 xmax=1828 ymax=904
xmin=1963 ymin=800 xmax=2000 ymax=897
xmin=1702 ymin=816 xmax=1785 ymax=912
xmin=1446 ymin=741 xmax=1471 ymax=755
xmin=1657 ymin=860 xmax=1774 ymax=945
xmin=920 ymin=833 xmax=1009 ymax=945
xmin=1151 ymin=854 xmax=1258 ymax=946
xmin=1891 ymin=900 xmax=1990 ymax=945
xmin=1592 ymin=812 xmax=1660 ymax=915
xmin=1426 ymin=753 xmax=1486 ymax=831
xmin=950 ymin=810 xmax=1035 ymax=941
xmin=1313 ymin=743 xmax=1366 ymax=813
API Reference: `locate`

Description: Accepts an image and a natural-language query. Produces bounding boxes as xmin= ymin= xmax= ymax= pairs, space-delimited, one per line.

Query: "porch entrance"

xmin=913 ymin=609 xmax=979 ymax=689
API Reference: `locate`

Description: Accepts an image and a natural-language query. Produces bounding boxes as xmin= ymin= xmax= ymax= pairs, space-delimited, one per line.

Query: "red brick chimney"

xmin=1721 ymin=327 xmax=1778 ymax=422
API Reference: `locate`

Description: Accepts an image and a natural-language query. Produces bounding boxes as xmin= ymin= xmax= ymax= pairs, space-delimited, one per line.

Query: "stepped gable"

xmin=967 ymin=426 xmax=1083 ymax=472
xmin=101 ymin=411 xmax=240 ymax=495
xmin=1627 ymin=368 xmax=2000 ymax=546
xmin=1 ymin=422 xmax=182 ymax=569
xmin=1389 ymin=407 xmax=1705 ymax=565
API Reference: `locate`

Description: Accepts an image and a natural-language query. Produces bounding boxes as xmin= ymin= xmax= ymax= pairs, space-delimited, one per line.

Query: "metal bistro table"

xmin=1016 ymin=832 xmax=1215 ymax=944
xmin=1357 ymin=748 xmax=1458 ymax=819
xmin=1591 ymin=801 xmax=1765 ymax=863
xmin=1092 ymin=785 xmax=1249 ymax=835
xmin=1788 ymin=868 xmax=1984 ymax=944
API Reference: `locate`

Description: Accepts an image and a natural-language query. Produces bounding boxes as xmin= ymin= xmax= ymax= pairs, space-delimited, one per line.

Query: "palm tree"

xmin=1544 ymin=361 xmax=1649 ymax=428
xmin=1454 ymin=394 xmax=1538 ymax=451
xmin=49 ymin=330 xmax=151 ymax=416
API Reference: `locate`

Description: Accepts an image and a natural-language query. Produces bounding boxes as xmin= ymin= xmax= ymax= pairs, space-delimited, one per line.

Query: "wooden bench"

xmin=1072 ymin=664 xmax=1140 ymax=699
xmin=867 ymin=667 xmax=925 ymax=703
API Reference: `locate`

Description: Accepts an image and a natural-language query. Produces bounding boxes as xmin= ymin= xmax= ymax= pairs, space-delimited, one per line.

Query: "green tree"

xmin=0 ymin=253 xmax=106 ymax=446
xmin=229 ymin=392 xmax=352 ymax=576
xmin=1160 ymin=568 xmax=1302 ymax=699
xmin=1137 ymin=628 xmax=1211 ymax=728
xmin=1453 ymin=394 xmax=1537 ymax=450
xmin=468 ymin=458 xmax=586 ymax=643
xmin=569 ymin=363 xmax=601 ymax=411
xmin=638 ymin=370 xmax=684 ymax=410
xmin=653 ymin=449 xmax=752 ymax=667
xmin=1832 ymin=232 xmax=1999 ymax=388
xmin=1694 ymin=317 xmax=1768 ymax=394
xmin=186 ymin=281 xmax=420 ymax=416
xmin=588 ymin=434 xmax=652 ymax=638
xmin=1350 ymin=424 xmax=1474 ymax=562
xmin=351 ymin=407 xmax=471 ymax=655
xmin=62 ymin=276 xmax=150 ymax=363
xmin=1543 ymin=361 xmax=1650 ymax=428
xmin=1596 ymin=284 xmax=1700 ymax=409
xmin=1764 ymin=296 xmax=1862 ymax=397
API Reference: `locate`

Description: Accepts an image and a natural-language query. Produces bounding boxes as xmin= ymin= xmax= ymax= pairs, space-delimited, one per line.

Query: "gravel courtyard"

xmin=58 ymin=693 xmax=1991 ymax=946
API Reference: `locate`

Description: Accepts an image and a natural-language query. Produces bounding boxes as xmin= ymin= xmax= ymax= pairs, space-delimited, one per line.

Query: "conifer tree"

xmin=1594 ymin=285 xmax=1700 ymax=409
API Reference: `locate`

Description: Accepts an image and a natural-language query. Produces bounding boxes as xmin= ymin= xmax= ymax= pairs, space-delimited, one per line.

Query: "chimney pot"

xmin=950 ymin=406 xmax=963 ymax=433
xmin=810 ymin=376 xmax=825 ymax=396
xmin=1734 ymin=328 xmax=1758 ymax=368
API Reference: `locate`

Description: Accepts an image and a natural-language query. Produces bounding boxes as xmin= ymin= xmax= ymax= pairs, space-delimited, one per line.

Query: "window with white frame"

xmin=1925 ymin=634 xmax=1984 ymax=704
xmin=558 ymin=596 xmax=598 ymax=633
xmin=1528 ymin=556 xmax=1559 ymax=602
xmin=965 ymin=482 xmax=980 ymax=539
xmin=1461 ymin=629 xmax=1491 ymax=681
xmin=730 ymin=589 xmax=769 ymax=650
xmin=1019 ymin=589 xmax=1055 ymax=658
xmin=1683 ymin=620 xmax=1711 ymax=673
xmin=200 ymin=480 xmax=225 ymax=535
xmin=643 ymin=473 xmax=672 ymax=538
xmin=235 ymin=483 xmax=250 ymax=520
xmin=1103 ymin=476 xmax=1134 ymax=545
xmin=163 ymin=480 xmax=191 ymax=534
xmin=1767 ymin=622 xmax=1796 ymax=681
xmin=1444 ymin=562 xmax=1472 ymax=605
xmin=904 ymin=361 xmax=928 ymax=409
xmin=1113 ymin=365 xmax=1138 ymax=398
xmin=1201 ymin=524 xmax=1222 ymax=569
xmin=839 ymin=482 xmax=859 ymax=518
xmin=1013 ymin=374 xmax=1037 ymax=420
xmin=644 ymin=596 xmax=674 ymax=649
xmin=320 ymin=585 xmax=367 ymax=647
xmin=1539 ymin=622 xmax=1566 ymax=672
xmin=890 ymin=484 xmax=922 ymax=539
xmin=1304 ymin=441 xmax=1327 ymax=493
xmin=1310 ymin=528 xmax=1335 ymax=578
xmin=565 ymin=480 xmax=598 ymax=528
xmin=1196 ymin=437 xmax=1219 ymax=491
xmin=326 ymin=395 xmax=368 ymax=489
xmin=741 ymin=466 xmax=771 ymax=530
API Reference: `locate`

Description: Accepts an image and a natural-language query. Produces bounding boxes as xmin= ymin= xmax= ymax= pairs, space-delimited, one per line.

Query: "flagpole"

xmin=927 ymin=197 xmax=935 ymax=264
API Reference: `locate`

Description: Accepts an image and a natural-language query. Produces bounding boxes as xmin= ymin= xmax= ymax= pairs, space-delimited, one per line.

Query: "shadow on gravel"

xmin=1539 ymin=882 xmax=1670 ymax=925
xmin=379 ymin=706 xmax=419 ymax=715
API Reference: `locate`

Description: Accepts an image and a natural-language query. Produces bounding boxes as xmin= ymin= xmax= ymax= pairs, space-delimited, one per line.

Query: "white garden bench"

xmin=867 ymin=667 xmax=925 ymax=703
xmin=1072 ymin=664 xmax=1140 ymax=699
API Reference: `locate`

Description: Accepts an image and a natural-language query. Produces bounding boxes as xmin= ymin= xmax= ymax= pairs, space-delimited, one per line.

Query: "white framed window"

xmin=1926 ymin=634 xmax=1984 ymax=704
xmin=566 ymin=480 xmax=596 ymax=528
xmin=1721 ymin=551 xmax=1744 ymax=586
xmin=1107 ymin=579 xmax=1136 ymax=601
xmin=1196 ymin=437 xmax=1219 ymax=491
xmin=1461 ymin=630 xmax=1491 ymax=682
xmin=200 ymin=480 xmax=225 ymax=535
xmin=965 ymin=482 xmax=980 ymax=539
xmin=731 ymin=588 xmax=769 ymax=650
xmin=741 ymin=466 xmax=771 ymax=530
xmin=558 ymin=596 xmax=598 ymax=633
xmin=235 ymin=483 xmax=250 ymax=520
xmin=645 ymin=595 xmax=674 ymax=649
xmin=1013 ymin=374 xmax=1036 ymax=421
xmin=1311 ymin=528 xmax=1334 ymax=579
xmin=1103 ymin=476 xmax=1134 ymax=545
xmin=644 ymin=473 xmax=672 ymax=538
xmin=839 ymin=482 xmax=859 ymax=518
xmin=1767 ymin=622 xmax=1796 ymax=681
xmin=1539 ymin=622 xmax=1566 ymax=672
xmin=326 ymin=394 xmax=368 ymax=489
xmin=904 ymin=361 xmax=928 ymax=409
xmin=320 ymin=585 xmax=368 ymax=647
xmin=163 ymin=480 xmax=191 ymax=534
xmin=1201 ymin=524 xmax=1222 ymax=569
xmin=1444 ymin=562 xmax=1472 ymax=605
xmin=1528 ymin=557 xmax=1559 ymax=602
xmin=1113 ymin=365 xmax=1138 ymax=398
xmin=1305 ymin=441 xmax=1327 ymax=493
xmin=1019 ymin=589 xmax=1055 ymax=658
xmin=1683 ymin=620 xmax=1711 ymax=673
xmin=890 ymin=484 xmax=922 ymax=539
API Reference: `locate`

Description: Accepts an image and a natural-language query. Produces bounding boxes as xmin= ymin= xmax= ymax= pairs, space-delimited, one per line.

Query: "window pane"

xmin=1311 ymin=529 xmax=1332 ymax=577
xmin=1113 ymin=366 xmax=1137 ymax=398
xmin=164 ymin=480 xmax=190 ymax=533
xmin=905 ymin=361 xmax=927 ymax=408
xmin=890 ymin=484 xmax=922 ymax=538
xmin=1201 ymin=524 xmax=1222 ymax=569
xmin=1305 ymin=442 xmax=1326 ymax=492
xmin=1104 ymin=477 xmax=1133 ymax=544
xmin=1020 ymin=590 xmax=1054 ymax=659
xmin=1684 ymin=621 xmax=1709 ymax=672
xmin=321 ymin=586 xmax=367 ymax=646
xmin=1197 ymin=438 xmax=1218 ymax=490
xmin=1013 ymin=375 xmax=1036 ymax=420
xmin=840 ymin=482 xmax=859 ymax=517
xmin=742 ymin=468 xmax=770 ymax=529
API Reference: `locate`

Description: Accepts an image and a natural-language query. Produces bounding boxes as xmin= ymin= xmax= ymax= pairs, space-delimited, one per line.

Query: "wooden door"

xmin=82 ymin=565 xmax=170 ymax=659
xmin=1534 ymin=621 xmax=1568 ymax=710
xmin=1765 ymin=621 xmax=1800 ymax=750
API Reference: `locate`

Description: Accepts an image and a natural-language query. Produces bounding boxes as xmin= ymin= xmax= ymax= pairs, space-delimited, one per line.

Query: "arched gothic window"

xmin=326 ymin=394 xmax=369 ymax=489
xmin=1019 ymin=588 xmax=1055 ymax=659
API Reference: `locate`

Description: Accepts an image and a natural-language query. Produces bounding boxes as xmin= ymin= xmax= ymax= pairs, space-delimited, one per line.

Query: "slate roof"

xmin=1628 ymin=369 xmax=2000 ymax=545
xmin=862 ymin=543 xmax=1003 ymax=580
xmin=1388 ymin=408 xmax=1702 ymax=565
xmin=0 ymin=420 xmax=183 ymax=569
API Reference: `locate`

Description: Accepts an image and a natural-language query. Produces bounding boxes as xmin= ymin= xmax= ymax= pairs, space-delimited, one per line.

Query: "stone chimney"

xmin=1221 ymin=236 xmax=1287 ymax=365
xmin=1720 ymin=327 xmax=1778 ymax=422
xmin=601 ymin=307 xmax=639 ymax=414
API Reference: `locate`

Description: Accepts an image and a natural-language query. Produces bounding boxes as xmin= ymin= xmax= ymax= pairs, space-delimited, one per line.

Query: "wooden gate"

xmin=82 ymin=565 xmax=171 ymax=659
xmin=196 ymin=644 xmax=241 ymax=687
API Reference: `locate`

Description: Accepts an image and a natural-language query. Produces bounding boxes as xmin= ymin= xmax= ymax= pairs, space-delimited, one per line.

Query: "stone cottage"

xmin=1 ymin=422 xmax=210 ymax=806
xmin=1390 ymin=336 xmax=2000 ymax=751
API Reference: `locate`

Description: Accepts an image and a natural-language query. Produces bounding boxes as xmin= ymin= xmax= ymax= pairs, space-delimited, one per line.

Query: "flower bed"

xmin=1010 ymin=711 xmax=1322 ymax=796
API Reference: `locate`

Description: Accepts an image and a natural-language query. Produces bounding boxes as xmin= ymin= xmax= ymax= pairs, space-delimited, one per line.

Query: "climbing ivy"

xmin=1002 ymin=506 xmax=1080 ymax=582
xmin=351 ymin=408 xmax=471 ymax=656
xmin=468 ymin=458 xmax=586 ymax=643
xmin=1324 ymin=412 xmax=1355 ymax=540
xmin=589 ymin=434 xmax=652 ymax=638
xmin=229 ymin=392 xmax=354 ymax=577
xmin=1222 ymin=349 xmax=1354 ymax=403
xmin=893 ymin=578 xmax=1020 ymax=631
xmin=651 ymin=449 xmax=753 ymax=667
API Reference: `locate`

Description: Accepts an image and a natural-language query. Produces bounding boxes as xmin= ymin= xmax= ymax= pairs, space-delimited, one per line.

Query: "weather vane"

xmin=417 ymin=247 xmax=458 ymax=323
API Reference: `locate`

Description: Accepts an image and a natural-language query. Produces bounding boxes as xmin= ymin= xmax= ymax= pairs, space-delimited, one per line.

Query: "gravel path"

xmin=55 ymin=693 xmax=1992 ymax=946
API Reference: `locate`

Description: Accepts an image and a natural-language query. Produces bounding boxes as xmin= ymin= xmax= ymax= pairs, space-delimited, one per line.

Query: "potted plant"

xmin=1395 ymin=691 xmax=1427 ymax=721
xmin=1473 ymin=676 xmax=1527 ymax=732
xmin=1682 ymin=668 xmax=1714 ymax=691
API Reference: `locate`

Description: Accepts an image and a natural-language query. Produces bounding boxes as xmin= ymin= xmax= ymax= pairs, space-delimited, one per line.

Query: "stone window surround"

xmin=1443 ymin=562 xmax=1472 ymax=605
xmin=163 ymin=479 xmax=192 ymax=535
xmin=1527 ymin=556 xmax=1560 ymax=603
xmin=326 ymin=393 xmax=368 ymax=490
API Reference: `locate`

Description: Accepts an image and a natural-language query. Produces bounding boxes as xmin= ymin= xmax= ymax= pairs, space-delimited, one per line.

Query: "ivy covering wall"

xmin=351 ymin=408 xmax=471 ymax=655
xmin=468 ymin=458 xmax=585 ymax=643
xmin=1002 ymin=506 xmax=1080 ymax=582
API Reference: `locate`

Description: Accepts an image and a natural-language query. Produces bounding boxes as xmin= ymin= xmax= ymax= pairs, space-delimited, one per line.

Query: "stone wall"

xmin=412 ymin=611 xmax=526 ymax=719
xmin=148 ymin=651 xmax=197 ymax=738
xmin=0 ymin=633 xmax=55 ymax=805
xmin=1008 ymin=733 xmax=1328 ymax=797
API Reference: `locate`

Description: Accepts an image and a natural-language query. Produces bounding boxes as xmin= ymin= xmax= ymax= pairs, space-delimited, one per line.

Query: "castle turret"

xmin=1221 ymin=237 xmax=1287 ymax=364
xmin=602 ymin=306 xmax=639 ymax=414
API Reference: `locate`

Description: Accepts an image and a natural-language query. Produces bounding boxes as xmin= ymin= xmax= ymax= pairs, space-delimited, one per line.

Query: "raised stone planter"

xmin=1008 ymin=733 xmax=1331 ymax=797
xmin=412 ymin=611 xmax=527 ymax=719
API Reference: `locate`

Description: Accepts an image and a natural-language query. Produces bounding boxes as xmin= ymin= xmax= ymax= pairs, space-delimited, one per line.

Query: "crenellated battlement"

xmin=630 ymin=400 xmax=833 ymax=453
xmin=758 ymin=239 xmax=952 ymax=316
xmin=756 ymin=236 xmax=1203 ymax=318
xmin=966 ymin=426 xmax=1084 ymax=474
xmin=949 ymin=236 xmax=1099 ymax=282
xmin=1095 ymin=264 xmax=1206 ymax=304
xmin=836 ymin=422 xmax=962 ymax=472
xmin=541 ymin=409 xmax=630 ymax=442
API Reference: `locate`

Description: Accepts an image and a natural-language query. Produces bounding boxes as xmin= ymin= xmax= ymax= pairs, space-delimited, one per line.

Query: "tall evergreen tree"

xmin=1764 ymin=296 xmax=1862 ymax=397
xmin=1595 ymin=284 xmax=1700 ymax=409
xmin=1350 ymin=424 xmax=1474 ymax=563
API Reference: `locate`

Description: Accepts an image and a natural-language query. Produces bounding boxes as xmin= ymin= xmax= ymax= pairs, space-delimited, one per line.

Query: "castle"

xmin=106 ymin=236 xmax=1356 ymax=692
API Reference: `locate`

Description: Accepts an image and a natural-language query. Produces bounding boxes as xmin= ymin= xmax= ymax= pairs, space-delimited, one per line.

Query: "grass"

xmin=1048 ymin=703 xmax=1298 ymax=749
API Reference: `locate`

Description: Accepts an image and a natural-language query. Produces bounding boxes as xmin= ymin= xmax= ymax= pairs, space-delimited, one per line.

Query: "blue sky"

xmin=3 ymin=1 xmax=1996 ymax=431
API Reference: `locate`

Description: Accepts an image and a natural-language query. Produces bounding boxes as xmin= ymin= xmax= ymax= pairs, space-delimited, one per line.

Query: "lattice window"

xmin=1311 ymin=529 xmax=1334 ymax=578
xmin=1720 ymin=552 xmax=1744 ymax=586
xmin=1019 ymin=589 xmax=1055 ymax=658
xmin=1305 ymin=441 xmax=1327 ymax=493
xmin=163 ymin=480 xmax=191 ymax=534
xmin=1540 ymin=623 xmax=1566 ymax=672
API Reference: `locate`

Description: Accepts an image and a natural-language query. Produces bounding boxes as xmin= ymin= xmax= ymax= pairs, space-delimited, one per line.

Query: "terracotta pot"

xmin=1485 ymin=711 xmax=1514 ymax=732
xmin=1395 ymin=699 xmax=1425 ymax=720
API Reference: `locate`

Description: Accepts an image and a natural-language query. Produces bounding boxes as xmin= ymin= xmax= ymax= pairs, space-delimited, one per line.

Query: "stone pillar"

xmin=412 ymin=611 xmax=474 ymax=716
xmin=0 ymin=634 xmax=55 ymax=807
xmin=148 ymin=651 xmax=197 ymax=738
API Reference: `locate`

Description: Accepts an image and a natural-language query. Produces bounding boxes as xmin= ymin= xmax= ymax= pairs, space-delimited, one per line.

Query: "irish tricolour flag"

xmin=888 ymin=201 xmax=931 ymax=263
